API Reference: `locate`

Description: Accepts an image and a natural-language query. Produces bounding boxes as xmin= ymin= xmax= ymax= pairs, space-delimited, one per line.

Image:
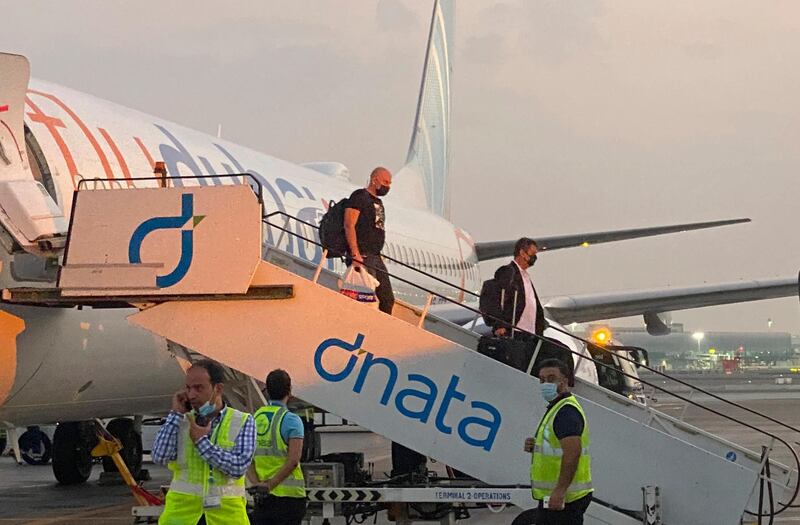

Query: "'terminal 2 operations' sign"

xmin=59 ymin=185 xmax=261 ymax=296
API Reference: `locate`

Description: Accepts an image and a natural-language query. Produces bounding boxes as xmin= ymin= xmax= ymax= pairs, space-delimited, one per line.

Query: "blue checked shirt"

xmin=152 ymin=405 xmax=256 ymax=478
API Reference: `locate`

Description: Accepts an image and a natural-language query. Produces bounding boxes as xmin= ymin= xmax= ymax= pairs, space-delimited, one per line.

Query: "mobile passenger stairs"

xmin=3 ymin=176 xmax=799 ymax=525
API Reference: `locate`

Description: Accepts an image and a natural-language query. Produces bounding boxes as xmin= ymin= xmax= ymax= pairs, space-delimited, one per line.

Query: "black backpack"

xmin=479 ymin=278 xmax=504 ymax=326
xmin=319 ymin=198 xmax=350 ymax=258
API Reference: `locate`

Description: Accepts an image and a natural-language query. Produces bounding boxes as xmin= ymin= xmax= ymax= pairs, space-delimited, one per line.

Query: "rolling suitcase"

xmin=477 ymin=336 xmax=535 ymax=372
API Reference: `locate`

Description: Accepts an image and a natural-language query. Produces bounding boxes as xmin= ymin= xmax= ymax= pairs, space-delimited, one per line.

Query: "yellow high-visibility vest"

xmin=253 ymin=404 xmax=305 ymax=498
xmin=531 ymin=395 xmax=593 ymax=503
xmin=159 ymin=407 xmax=249 ymax=525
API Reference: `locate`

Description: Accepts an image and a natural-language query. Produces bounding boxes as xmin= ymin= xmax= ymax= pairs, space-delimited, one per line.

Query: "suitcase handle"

xmin=526 ymin=339 xmax=543 ymax=375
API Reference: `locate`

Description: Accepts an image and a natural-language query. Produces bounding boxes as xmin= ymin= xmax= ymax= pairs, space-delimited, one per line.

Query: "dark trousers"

xmin=537 ymin=493 xmax=592 ymax=524
xmin=250 ymin=495 xmax=307 ymax=525
xmin=391 ymin=441 xmax=427 ymax=478
xmin=356 ymin=254 xmax=395 ymax=315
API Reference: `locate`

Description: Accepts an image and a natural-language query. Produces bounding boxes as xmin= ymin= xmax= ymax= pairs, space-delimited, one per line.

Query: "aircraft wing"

xmin=545 ymin=276 xmax=798 ymax=325
xmin=473 ymin=218 xmax=750 ymax=261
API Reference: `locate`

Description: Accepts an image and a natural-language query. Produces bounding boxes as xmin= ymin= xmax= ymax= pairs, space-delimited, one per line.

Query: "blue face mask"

xmin=196 ymin=391 xmax=218 ymax=419
xmin=540 ymin=382 xmax=559 ymax=402
xmin=196 ymin=401 xmax=215 ymax=418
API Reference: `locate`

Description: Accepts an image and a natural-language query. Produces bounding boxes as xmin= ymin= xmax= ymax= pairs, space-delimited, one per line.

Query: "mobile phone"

xmin=184 ymin=400 xmax=192 ymax=412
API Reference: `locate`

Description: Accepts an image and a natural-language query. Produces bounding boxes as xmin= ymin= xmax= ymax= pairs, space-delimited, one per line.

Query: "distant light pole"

xmin=692 ymin=332 xmax=705 ymax=354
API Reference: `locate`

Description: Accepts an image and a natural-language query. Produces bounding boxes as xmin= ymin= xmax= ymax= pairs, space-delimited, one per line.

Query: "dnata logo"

xmin=314 ymin=333 xmax=501 ymax=452
xmin=128 ymin=193 xmax=205 ymax=288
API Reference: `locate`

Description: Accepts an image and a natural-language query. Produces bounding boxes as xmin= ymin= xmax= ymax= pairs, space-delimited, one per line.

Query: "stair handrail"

xmin=263 ymin=210 xmax=800 ymax=519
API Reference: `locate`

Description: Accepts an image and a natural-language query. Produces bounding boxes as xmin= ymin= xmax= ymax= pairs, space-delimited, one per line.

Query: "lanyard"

xmin=207 ymin=409 xmax=225 ymax=488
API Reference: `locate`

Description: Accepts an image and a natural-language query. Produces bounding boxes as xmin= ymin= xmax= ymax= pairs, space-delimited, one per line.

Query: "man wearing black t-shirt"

xmin=344 ymin=167 xmax=394 ymax=314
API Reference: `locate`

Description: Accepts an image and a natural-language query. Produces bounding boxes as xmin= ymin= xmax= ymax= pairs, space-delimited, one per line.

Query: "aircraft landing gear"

xmin=19 ymin=426 xmax=52 ymax=465
xmin=101 ymin=417 xmax=143 ymax=480
xmin=52 ymin=421 xmax=96 ymax=485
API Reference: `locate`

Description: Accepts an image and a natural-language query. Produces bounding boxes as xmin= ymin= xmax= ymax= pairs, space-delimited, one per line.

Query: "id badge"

xmin=204 ymin=495 xmax=222 ymax=508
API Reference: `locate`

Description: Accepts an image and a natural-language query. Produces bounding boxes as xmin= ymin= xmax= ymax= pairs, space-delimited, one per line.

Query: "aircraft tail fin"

xmin=395 ymin=0 xmax=454 ymax=218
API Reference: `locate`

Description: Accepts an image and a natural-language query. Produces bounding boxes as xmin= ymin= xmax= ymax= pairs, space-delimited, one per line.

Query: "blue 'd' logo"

xmin=314 ymin=333 xmax=501 ymax=452
xmin=128 ymin=193 xmax=205 ymax=288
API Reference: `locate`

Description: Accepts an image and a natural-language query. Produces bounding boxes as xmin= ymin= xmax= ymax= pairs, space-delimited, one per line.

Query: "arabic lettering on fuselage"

xmin=24 ymin=89 xmax=472 ymax=283
xmin=25 ymin=89 xmax=331 ymax=266
xmin=154 ymin=124 xmax=332 ymax=267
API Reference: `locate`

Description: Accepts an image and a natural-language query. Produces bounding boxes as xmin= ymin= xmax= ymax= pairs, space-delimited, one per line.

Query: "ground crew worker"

xmin=524 ymin=358 xmax=593 ymax=524
xmin=152 ymin=359 xmax=256 ymax=525
xmin=248 ymin=369 xmax=307 ymax=525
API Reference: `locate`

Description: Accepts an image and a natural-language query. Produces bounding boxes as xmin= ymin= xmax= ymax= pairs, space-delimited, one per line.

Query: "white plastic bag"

xmin=338 ymin=267 xmax=380 ymax=309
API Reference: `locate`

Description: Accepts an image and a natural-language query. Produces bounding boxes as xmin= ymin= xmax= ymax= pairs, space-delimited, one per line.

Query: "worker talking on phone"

xmin=152 ymin=359 xmax=256 ymax=525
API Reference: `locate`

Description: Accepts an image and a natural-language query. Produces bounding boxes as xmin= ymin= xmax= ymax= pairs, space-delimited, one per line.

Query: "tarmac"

xmin=2 ymin=373 xmax=800 ymax=524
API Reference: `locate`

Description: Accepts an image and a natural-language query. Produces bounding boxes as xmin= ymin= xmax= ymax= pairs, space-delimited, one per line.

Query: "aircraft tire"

xmin=19 ymin=426 xmax=52 ymax=465
xmin=101 ymin=418 xmax=142 ymax=478
xmin=52 ymin=421 xmax=95 ymax=485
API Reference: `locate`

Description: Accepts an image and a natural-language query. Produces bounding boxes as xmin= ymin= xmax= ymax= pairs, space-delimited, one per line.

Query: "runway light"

xmin=692 ymin=332 xmax=704 ymax=341
xmin=708 ymin=348 xmax=716 ymax=354
xmin=581 ymin=242 xmax=590 ymax=247
xmin=591 ymin=327 xmax=612 ymax=346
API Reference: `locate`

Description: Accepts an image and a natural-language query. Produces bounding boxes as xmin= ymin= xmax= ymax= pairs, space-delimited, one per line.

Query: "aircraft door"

xmin=0 ymin=53 xmax=66 ymax=256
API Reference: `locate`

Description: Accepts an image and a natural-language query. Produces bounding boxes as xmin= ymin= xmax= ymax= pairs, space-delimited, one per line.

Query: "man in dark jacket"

xmin=491 ymin=237 xmax=546 ymax=339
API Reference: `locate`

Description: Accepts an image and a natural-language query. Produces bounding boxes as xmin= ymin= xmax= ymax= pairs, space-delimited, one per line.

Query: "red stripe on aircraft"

xmin=133 ymin=136 xmax=156 ymax=170
xmin=98 ymin=128 xmax=134 ymax=187
xmin=25 ymin=96 xmax=79 ymax=188
xmin=28 ymin=90 xmax=115 ymax=181
xmin=0 ymin=105 xmax=8 ymax=112
xmin=0 ymin=120 xmax=25 ymax=162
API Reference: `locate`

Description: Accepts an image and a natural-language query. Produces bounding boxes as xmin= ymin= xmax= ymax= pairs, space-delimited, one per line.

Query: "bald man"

xmin=344 ymin=167 xmax=394 ymax=314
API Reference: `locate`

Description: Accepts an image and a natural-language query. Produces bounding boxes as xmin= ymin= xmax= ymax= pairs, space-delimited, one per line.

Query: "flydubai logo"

xmin=128 ymin=193 xmax=205 ymax=288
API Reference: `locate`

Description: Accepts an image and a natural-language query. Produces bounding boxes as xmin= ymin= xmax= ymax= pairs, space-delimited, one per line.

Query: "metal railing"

xmin=262 ymin=209 xmax=800 ymax=521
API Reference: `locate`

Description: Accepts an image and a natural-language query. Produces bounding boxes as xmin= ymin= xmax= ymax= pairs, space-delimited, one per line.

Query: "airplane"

xmin=0 ymin=0 xmax=796 ymax=485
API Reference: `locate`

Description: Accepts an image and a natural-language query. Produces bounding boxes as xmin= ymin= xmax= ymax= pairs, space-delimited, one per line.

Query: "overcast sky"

xmin=1 ymin=0 xmax=797 ymax=334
